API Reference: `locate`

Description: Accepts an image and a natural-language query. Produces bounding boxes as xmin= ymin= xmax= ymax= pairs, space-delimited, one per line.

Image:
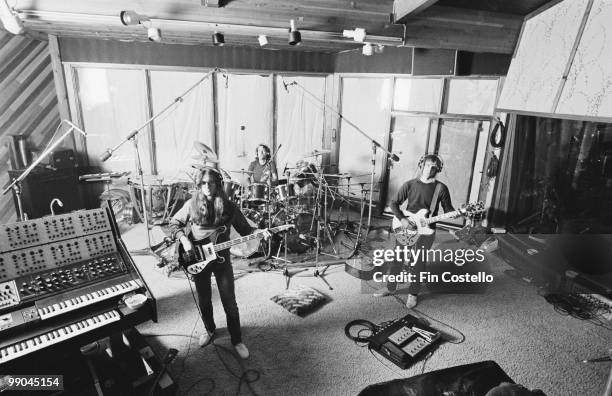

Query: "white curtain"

xmin=275 ymin=76 xmax=326 ymax=177
xmin=216 ymin=74 xmax=273 ymax=185
xmin=338 ymin=77 xmax=392 ymax=202
xmin=78 ymin=68 xmax=151 ymax=173
xmin=149 ymin=71 xmax=214 ymax=181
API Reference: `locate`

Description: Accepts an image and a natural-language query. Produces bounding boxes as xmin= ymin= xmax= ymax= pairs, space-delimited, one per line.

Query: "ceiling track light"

xmin=119 ymin=10 xmax=149 ymax=26
xmin=147 ymin=27 xmax=162 ymax=42
xmin=288 ymin=19 xmax=301 ymax=46
xmin=258 ymin=34 xmax=268 ymax=47
xmin=212 ymin=31 xmax=224 ymax=46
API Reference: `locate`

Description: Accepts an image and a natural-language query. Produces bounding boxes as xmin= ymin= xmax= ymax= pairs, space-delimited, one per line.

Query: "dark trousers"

xmin=193 ymin=259 xmax=242 ymax=345
xmin=386 ymin=234 xmax=436 ymax=294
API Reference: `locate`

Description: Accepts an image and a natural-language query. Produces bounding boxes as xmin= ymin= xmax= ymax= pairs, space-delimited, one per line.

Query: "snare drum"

xmin=274 ymin=183 xmax=297 ymax=201
xmin=223 ymin=180 xmax=242 ymax=201
xmin=248 ymin=183 xmax=269 ymax=203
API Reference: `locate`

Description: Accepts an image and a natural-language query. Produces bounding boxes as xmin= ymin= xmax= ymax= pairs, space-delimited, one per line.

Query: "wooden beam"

xmin=48 ymin=35 xmax=71 ymax=122
xmin=393 ymin=0 xmax=439 ymax=22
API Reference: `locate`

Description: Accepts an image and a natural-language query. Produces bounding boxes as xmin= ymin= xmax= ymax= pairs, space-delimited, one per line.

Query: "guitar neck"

xmin=212 ymin=227 xmax=279 ymax=252
xmin=422 ymin=210 xmax=461 ymax=225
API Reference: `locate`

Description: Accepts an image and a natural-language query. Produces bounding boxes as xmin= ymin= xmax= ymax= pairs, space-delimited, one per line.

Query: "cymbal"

xmin=191 ymin=155 xmax=219 ymax=163
xmin=229 ymin=169 xmax=254 ymax=175
xmin=194 ymin=141 xmax=218 ymax=159
xmin=302 ymin=149 xmax=331 ymax=157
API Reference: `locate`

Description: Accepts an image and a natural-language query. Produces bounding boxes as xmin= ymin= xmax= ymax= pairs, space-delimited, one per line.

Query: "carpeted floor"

xmin=120 ymin=221 xmax=611 ymax=396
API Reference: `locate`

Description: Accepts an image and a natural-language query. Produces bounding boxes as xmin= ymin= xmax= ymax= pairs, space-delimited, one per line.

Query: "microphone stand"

xmin=2 ymin=120 xmax=87 ymax=221
xmin=281 ymin=78 xmax=400 ymax=242
xmin=98 ymin=69 xmax=218 ymax=263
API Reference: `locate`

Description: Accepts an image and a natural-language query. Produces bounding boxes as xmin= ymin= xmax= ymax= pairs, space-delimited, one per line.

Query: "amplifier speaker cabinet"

xmin=8 ymin=167 xmax=85 ymax=219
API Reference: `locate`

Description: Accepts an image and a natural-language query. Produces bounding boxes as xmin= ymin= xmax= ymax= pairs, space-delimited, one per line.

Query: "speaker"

xmin=8 ymin=167 xmax=85 ymax=219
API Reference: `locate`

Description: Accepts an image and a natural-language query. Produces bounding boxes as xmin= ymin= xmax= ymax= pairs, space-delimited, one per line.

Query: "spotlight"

xmin=0 ymin=0 xmax=24 ymax=35
xmin=288 ymin=19 xmax=301 ymax=46
xmin=374 ymin=44 xmax=384 ymax=54
xmin=342 ymin=28 xmax=366 ymax=43
xmin=362 ymin=43 xmax=373 ymax=56
xmin=212 ymin=31 xmax=224 ymax=46
xmin=258 ymin=34 xmax=268 ymax=47
xmin=353 ymin=28 xmax=366 ymax=42
xmin=147 ymin=27 xmax=162 ymax=42
xmin=119 ymin=10 xmax=149 ymax=26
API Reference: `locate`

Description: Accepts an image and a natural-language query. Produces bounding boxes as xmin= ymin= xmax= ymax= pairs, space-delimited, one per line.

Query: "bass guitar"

xmin=178 ymin=224 xmax=294 ymax=274
xmin=392 ymin=202 xmax=485 ymax=246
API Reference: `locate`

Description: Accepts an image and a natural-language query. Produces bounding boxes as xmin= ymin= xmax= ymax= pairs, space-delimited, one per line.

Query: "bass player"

xmin=169 ymin=166 xmax=270 ymax=359
xmin=378 ymin=154 xmax=456 ymax=308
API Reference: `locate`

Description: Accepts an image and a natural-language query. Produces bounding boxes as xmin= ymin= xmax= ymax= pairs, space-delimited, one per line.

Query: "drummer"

xmin=248 ymin=144 xmax=278 ymax=185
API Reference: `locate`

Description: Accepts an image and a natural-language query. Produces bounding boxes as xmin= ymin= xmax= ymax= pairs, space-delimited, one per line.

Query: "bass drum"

xmin=272 ymin=209 xmax=316 ymax=254
xmin=230 ymin=209 xmax=262 ymax=258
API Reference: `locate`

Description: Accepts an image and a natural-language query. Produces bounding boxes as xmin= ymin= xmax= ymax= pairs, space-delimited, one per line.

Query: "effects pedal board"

xmin=369 ymin=314 xmax=441 ymax=369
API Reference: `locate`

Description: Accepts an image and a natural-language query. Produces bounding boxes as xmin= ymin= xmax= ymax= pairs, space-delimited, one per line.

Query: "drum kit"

xmin=85 ymin=140 xmax=376 ymax=265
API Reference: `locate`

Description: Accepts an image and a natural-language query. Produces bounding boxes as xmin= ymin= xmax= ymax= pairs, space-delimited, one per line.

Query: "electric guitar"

xmin=392 ymin=202 xmax=485 ymax=246
xmin=177 ymin=224 xmax=294 ymax=274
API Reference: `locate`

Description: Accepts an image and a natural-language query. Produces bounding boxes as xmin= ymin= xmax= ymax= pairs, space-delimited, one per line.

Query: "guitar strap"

xmin=429 ymin=181 xmax=442 ymax=216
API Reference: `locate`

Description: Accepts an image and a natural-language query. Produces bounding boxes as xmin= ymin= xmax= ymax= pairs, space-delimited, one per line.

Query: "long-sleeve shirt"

xmin=390 ymin=179 xmax=455 ymax=226
xmin=169 ymin=199 xmax=254 ymax=260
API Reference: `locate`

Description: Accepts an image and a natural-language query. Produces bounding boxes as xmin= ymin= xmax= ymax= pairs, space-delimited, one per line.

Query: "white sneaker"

xmin=406 ymin=294 xmax=418 ymax=309
xmin=198 ymin=331 xmax=214 ymax=347
xmin=234 ymin=343 xmax=250 ymax=359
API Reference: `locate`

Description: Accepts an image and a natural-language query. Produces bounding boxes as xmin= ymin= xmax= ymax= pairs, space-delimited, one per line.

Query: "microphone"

xmin=283 ymin=163 xmax=288 ymax=176
xmin=100 ymin=150 xmax=112 ymax=162
xmin=390 ymin=153 xmax=400 ymax=162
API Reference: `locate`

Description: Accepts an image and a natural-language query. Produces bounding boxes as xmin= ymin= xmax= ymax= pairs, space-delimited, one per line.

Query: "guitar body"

xmin=391 ymin=201 xmax=486 ymax=247
xmin=176 ymin=224 xmax=295 ymax=275
xmin=392 ymin=209 xmax=436 ymax=246
xmin=177 ymin=226 xmax=226 ymax=275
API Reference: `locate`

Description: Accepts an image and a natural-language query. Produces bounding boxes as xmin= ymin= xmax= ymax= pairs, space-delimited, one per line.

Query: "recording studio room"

xmin=0 ymin=1 xmax=611 ymax=395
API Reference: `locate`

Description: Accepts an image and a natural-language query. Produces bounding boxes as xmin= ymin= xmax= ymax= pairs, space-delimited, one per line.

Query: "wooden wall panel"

xmin=0 ymin=31 xmax=60 ymax=223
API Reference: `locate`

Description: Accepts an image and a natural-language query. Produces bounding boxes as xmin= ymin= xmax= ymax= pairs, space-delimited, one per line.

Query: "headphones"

xmin=417 ymin=153 xmax=444 ymax=173
xmin=255 ymin=144 xmax=271 ymax=161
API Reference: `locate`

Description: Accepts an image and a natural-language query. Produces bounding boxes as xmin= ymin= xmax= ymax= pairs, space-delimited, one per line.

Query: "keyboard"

xmin=36 ymin=277 xmax=142 ymax=320
xmin=0 ymin=310 xmax=120 ymax=364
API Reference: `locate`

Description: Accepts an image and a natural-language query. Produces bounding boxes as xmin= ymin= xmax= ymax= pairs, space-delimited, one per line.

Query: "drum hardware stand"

xmin=281 ymin=78 xmax=400 ymax=239
xmin=2 ymin=120 xmax=87 ymax=221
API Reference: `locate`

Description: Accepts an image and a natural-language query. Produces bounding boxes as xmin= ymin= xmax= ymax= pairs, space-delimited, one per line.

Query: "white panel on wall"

xmin=338 ymin=77 xmax=392 ymax=203
xmin=275 ymin=76 xmax=326 ymax=176
xmin=556 ymin=0 xmax=612 ymax=117
xmin=216 ymin=74 xmax=273 ymax=185
xmin=77 ymin=68 xmax=151 ymax=173
xmin=149 ymin=71 xmax=214 ymax=180
xmin=496 ymin=0 xmax=590 ymax=113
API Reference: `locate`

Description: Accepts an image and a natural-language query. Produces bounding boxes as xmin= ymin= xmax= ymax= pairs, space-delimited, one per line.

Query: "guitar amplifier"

xmin=369 ymin=314 xmax=441 ymax=369
xmin=51 ymin=149 xmax=78 ymax=169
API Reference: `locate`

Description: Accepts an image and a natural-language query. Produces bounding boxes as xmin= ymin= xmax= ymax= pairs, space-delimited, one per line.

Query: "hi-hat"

xmin=194 ymin=141 xmax=218 ymax=160
xmin=302 ymin=149 xmax=331 ymax=157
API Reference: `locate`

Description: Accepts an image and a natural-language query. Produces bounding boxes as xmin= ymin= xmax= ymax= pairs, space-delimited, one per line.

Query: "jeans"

xmin=193 ymin=257 xmax=242 ymax=345
xmin=386 ymin=234 xmax=435 ymax=294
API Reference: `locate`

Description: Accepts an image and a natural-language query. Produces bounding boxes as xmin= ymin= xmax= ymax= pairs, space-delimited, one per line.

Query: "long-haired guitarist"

xmin=384 ymin=154 xmax=455 ymax=308
xmin=169 ymin=167 xmax=269 ymax=359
